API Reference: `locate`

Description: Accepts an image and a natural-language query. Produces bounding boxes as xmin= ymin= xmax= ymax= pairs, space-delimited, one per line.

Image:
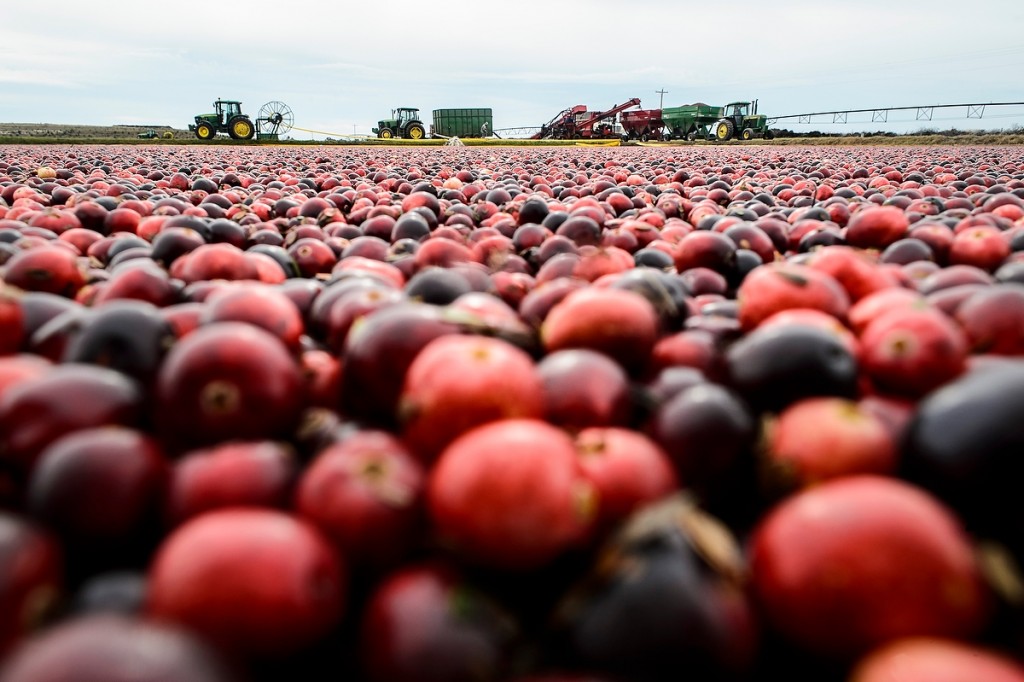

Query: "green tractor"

xmin=711 ymin=100 xmax=774 ymax=141
xmin=189 ymin=99 xmax=255 ymax=140
xmin=372 ymin=107 xmax=426 ymax=140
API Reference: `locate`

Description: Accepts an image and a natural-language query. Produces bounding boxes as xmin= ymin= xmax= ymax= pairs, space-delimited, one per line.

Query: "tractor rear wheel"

xmin=406 ymin=124 xmax=425 ymax=140
xmin=228 ymin=117 xmax=254 ymax=140
xmin=714 ymin=119 xmax=735 ymax=141
xmin=379 ymin=128 xmax=394 ymax=139
xmin=195 ymin=123 xmax=215 ymax=140
xmin=742 ymin=128 xmax=754 ymax=141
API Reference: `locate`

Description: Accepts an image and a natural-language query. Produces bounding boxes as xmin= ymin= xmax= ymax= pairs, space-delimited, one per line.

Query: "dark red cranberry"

xmin=154 ymin=322 xmax=305 ymax=448
xmin=0 ymin=365 xmax=143 ymax=472
xmin=62 ymin=300 xmax=176 ymax=384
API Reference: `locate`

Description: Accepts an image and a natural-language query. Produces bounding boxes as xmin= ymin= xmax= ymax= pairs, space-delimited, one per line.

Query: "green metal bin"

xmin=431 ymin=108 xmax=494 ymax=138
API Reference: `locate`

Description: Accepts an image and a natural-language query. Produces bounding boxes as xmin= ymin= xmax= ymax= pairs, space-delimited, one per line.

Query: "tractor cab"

xmin=723 ymin=102 xmax=751 ymax=118
xmin=724 ymin=100 xmax=749 ymax=116
xmin=214 ymin=100 xmax=243 ymax=124
xmin=394 ymin=107 xmax=420 ymax=128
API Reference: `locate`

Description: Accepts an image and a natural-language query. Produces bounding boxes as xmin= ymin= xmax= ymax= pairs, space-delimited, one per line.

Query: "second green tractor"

xmin=711 ymin=101 xmax=773 ymax=141
xmin=372 ymin=107 xmax=426 ymax=140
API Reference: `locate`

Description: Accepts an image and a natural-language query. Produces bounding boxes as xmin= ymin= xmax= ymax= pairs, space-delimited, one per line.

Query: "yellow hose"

xmin=288 ymin=125 xmax=376 ymax=139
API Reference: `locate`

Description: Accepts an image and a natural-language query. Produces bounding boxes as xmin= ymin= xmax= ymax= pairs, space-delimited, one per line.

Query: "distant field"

xmin=0 ymin=122 xmax=187 ymax=140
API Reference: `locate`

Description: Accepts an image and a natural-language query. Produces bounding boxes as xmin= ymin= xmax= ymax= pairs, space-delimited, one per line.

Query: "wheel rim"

xmin=409 ymin=127 xmax=423 ymax=140
xmin=717 ymin=125 xmax=728 ymax=139
xmin=381 ymin=130 xmax=392 ymax=139
xmin=234 ymin=121 xmax=252 ymax=138
xmin=198 ymin=126 xmax=212 ymax=139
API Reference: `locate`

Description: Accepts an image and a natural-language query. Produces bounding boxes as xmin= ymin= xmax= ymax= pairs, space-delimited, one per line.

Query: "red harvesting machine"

xmin=532 ymin=98 xmax=641 ymax=140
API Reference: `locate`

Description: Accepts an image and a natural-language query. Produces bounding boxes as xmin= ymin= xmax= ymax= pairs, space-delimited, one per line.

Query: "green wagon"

xmin=661 ymin=103 xmax=723 ymax=141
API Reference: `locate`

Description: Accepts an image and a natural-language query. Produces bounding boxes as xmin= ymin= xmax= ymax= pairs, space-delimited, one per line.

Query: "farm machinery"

xmin=661 ymin=103 xmax=725 ymax=141
xmin=532 ymin=98 xmax=641 ymax=140
xmin=620 ymin=109 xmax=667 ymax=141
xmin=660 ymin=100 xmax=774 ymax=141
xmin=373 ymin=108 xmax=427 ymax=140
xmin=711 ymin=101 xmax=773 ymax=141
xmin=660 ymin=100 xmax=773 ymax=141
xmin=138 ymin=130 xmax=174 ymax=140
xmin=430 ymin=109 xmax=494 ymax=139
xmin=189 ymin=100 xmax=294 ymax=141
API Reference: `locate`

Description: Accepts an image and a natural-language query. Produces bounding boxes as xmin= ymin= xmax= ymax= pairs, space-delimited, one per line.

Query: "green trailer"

xmin=431 ymin=108 xmax=494 ymax=139
xmin=661 ymin=103 xmax=723 ymax=140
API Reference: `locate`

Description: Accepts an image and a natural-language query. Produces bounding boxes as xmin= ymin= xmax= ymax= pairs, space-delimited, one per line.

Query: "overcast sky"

xmin=4 ymin=0 xmax=1024 ymax=139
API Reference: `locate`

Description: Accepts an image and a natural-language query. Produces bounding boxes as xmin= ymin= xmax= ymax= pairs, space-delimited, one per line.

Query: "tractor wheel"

xmin=195 ymin=123 xmax=215 ymax=140
xmin=406 ymin=124 xmax=425 ymax=140
xmin=228 ymin=117 xmax=254 ymax=140
xmin=161 ymin=131 xmax=174 ymax=140
xmin=714 ymin=119 xmax=735 ymax=142
xmin=742 ymin=128 xmax=754 ymax=141
xmin=378 ymin=128 xmax=394 ymax=139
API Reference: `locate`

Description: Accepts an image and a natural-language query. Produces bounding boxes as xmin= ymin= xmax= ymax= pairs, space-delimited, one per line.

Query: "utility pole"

xmin=656 ymin=89 xmax=668 ymax=109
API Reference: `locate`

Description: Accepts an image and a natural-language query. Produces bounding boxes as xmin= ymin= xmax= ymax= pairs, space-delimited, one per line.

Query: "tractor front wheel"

xmin=228 ymin=117 xmax=254 ymax=140
xmin=406 ymin=124 xmax=425 ymax=140
xmin=742 ymin=128 xmax=754 ymax=141
xmin=195 ymin=123 xmax=215 ymax=140
xmin=714 ymin=119 xmax=735 ymax=142
xmin=378 ymin=128 xmax=394 ymax=139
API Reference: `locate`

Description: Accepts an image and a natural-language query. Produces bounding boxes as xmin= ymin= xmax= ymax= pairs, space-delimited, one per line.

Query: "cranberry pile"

xmin=0 ymin=144 xmax=1023 ymax=682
